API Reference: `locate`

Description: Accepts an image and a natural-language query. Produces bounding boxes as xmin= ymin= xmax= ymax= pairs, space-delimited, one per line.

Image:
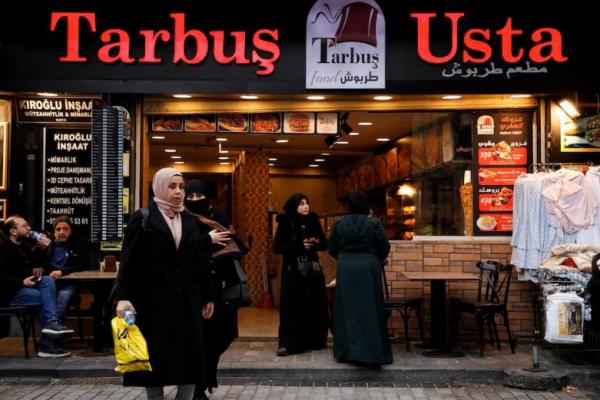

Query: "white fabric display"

xmin=577 ymin=166 xmax=600 ymax=245
xmin=544 ymin=291 xmax=584 ymax=344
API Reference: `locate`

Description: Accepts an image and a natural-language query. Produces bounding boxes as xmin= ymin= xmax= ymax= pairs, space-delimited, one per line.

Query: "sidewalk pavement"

xmin=0 ymin=338 xmax=599 ymax=389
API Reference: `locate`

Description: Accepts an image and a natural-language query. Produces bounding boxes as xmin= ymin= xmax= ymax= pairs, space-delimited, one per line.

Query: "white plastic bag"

xmin=544 ymin=292 xmax=584 ymax=344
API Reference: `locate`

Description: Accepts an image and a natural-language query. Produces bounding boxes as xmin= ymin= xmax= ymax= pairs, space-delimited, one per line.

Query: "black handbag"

xmin=220 ymin=259 xmax=252 ymax=308
xmin=296 ymin=255 xmax=323 ymax=277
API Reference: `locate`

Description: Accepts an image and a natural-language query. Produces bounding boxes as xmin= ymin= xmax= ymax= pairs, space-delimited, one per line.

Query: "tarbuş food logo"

xmin=306 ymin=0 xmax=385 ymax=89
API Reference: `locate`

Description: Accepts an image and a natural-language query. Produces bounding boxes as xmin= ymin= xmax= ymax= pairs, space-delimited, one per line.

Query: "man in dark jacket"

xmin=44 ymin=215 xmax=95 ymax=321
xmin=0 ymin=215 xmax=73 ymax=357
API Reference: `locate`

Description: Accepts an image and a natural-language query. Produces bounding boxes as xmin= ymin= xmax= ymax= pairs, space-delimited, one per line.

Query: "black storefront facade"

xmin=1 ymin=1 xmax=599 ymax=336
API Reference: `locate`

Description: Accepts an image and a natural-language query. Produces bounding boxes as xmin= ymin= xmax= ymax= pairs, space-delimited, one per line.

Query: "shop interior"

xmin=144 ymin=94 xmax=535 ymax=337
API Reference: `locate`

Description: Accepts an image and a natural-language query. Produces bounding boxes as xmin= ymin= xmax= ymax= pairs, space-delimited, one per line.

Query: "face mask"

xmin=186 ymin=198 xmax=210 ymax=215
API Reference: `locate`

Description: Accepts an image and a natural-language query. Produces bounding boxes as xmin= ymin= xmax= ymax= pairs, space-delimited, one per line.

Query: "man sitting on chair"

xmin=0 ymin=215 xmax=73 ymax=358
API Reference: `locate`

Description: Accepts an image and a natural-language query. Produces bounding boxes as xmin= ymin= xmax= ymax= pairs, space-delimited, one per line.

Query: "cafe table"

xmin=59 ymin=270 xmax=117 ymax=353
xmin=400 ymin=271 xmax=479 ymax=357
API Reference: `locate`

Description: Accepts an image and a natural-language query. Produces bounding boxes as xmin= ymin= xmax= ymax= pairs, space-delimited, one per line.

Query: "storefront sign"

xmin=306 ymin=0 xmax=385 ymax=89
xmin=16 ymin=97 xmax=93 ymax=124
xmin=42 ymin=128 xmax=92 ymax=237
xmin=49 ymin=12 xmax=280 ymax=76
xmin=91 ymin=106 xmax=124 ymax=242
xmin=412 ymin=12 xmax=568 ymax=80
xmin=472 ymin=111 xmax=531 ymax=235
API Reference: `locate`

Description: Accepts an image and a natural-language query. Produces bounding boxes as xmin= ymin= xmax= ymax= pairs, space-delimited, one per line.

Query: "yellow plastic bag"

xmin=111 ymin=317 xmax=152 ymax=373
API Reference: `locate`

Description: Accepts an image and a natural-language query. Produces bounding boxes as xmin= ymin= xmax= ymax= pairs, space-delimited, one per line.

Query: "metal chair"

xmin=449 ymin=261 xmax=516 ymax=357
xmin=0 ymin=306 xmax=39 ymax=358
xmin=381 ymin=263 xmax=424 ymax=351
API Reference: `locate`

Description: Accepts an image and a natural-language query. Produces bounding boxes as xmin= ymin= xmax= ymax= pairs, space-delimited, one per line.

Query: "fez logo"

xmin=306 ymin=0 xmax=385 ymax=89
xmin=411 ymin=13 xmax=568 ymax=80
xmin=49 ymin=12 xmax=280 ymax=76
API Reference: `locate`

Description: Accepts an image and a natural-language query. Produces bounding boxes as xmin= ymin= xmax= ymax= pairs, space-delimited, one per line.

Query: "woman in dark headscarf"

xmin=184 ymin=179 xmax=242 ymax=400
xmin=328 ymin=191 xmax=392 ymax=365
xmin=273 ymin=193 xmax=329 ymax=356
xmin=116 ymin=168 xmax=214 ymax=400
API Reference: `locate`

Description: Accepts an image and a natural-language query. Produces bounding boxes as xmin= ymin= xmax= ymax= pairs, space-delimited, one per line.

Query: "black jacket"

xmin=44 ymin=236 xmax=96 ymax=276
xmin=0 ymin=233 xmax=45 ymax=306
xmin=116 ymin=202 xmax=214 ymax=387
xmin=273 ymin=212 xmax=327 ymax=262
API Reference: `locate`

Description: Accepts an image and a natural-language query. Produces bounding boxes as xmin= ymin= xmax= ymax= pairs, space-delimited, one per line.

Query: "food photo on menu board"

xmin=478 ymin=140 xmax=527 ymax=165
xmin=316 ymin=113 xmax=338 ymax=134
xmin=478 ymin=167 xmax=526 ymax=186
xmin=476 ymin=214 xmax=513 ymax=232
xmin=251 ymin=113 xmax=282 ymax=133
xmin=218 ymin=114 xmax=249 ymax=132
xmin=478 ymin=187 xmax=514 ymax=212
xmin=283 ymin=113 xmax=315 ymax=133
xmin=152 ymin=115 xmax=183 ymax=132
xmin=185 ymin=114 xmax=217 ymax=132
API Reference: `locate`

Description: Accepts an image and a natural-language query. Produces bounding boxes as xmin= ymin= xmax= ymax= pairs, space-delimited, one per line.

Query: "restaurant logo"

xmin=49 ymin=12 xmax=280 ymax=76
xmin=477 ymin=115 xmax=494 ymax=135
xmin=411 ymin=12 xmax=568 ymax=80
xmin=306 ymin=0 xmax=385 ymax=89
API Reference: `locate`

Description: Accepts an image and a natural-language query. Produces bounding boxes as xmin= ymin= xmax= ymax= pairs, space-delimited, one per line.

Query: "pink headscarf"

xmin=152 ymin=167 xmax=185 ymax=218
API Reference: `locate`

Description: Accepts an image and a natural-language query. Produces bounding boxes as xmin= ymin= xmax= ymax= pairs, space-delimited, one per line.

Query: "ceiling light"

xmin=511 ymin=94 xmax=532 ymax=98
xmin=170 ymin=155 xmax=182 ymax=159
xmin=336 ymin=140 xmax=349 ymax=145
xmin=37 ymin=92 xmax=59 ymax=97
xmin=215 ymin=137 xmax=228 ymax=142
xmin=315 ymin=158 xmax=325 ymax=162
xmin=151 ymin=135 xmax=166 ymax=140
xmin=174 ymin=161 xmax=185 ymax=165
xmin=321 ymin=152 xmax=330 ymax=156
xmin=307 ymin=95 xmax=325 ymax=100
xmin=165 ymin=149 xmax=177 ymax=153
xmin=373 ymin=95 xmax=392 ymax=101
xmin=376 ymin=138 xmax=390 ymax=142
xmin=349 ymin=131 xmax=360 ymax=136
xmin=219 ymin=149 xmax=230 ymax=154
xmin=172 ymin=94 xmax=192 ymax=99
xmin=276 ymin=139 xmax=289 ymax=143
xmin=219 ymin=162 xmax=230 ymax=165
xmin=558 ymin=99 xmax=580 ymax=118
xmin=240 ymin=95 xmax=259 ymax=100
xmin=357 ymin=122 xmax=373 ymax=126
xmin=268 ymin=157 xmax=278 ymax=161
xmin=308 ymin=164 xmax=319 ymax=168
xmin=269 ymin=163 xmax=275 ymax=167
xmin=397 ymin=183 xmax=416 ymax=197
xmin=218 ymin=156 xmax=229 ymax=160
xmin=442 ymin=95 xmax=462 ymax=100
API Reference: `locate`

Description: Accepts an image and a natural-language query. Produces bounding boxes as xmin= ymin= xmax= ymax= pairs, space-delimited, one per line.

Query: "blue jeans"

xmin=9 ymin=276 xmax=58 ymax=329
xmin=56 ymin=282 xmax=77 ymax=321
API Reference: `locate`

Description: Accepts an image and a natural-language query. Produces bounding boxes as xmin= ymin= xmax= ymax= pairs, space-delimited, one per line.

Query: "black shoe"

xmin=37 ymin=344 xmax=71 ymax=358
xmin=276 ymin=347 xmax=289 ymax=357
xmin=41 ymin=321 xmax=74 ymax=337
xmin=193 ymin=387 xmax=209 ymax=400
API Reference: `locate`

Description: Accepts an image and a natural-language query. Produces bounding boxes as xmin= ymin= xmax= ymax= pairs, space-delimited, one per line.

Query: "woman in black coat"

xmin=184 ymin=179 xmax=241 ymax=400
xmin=116 ymin=168 xmax=214 ymax=400
xmin=328 ymin=191 xmax=392 ymax=365
xmin=273 ymin=193 xmax=329 ymax=356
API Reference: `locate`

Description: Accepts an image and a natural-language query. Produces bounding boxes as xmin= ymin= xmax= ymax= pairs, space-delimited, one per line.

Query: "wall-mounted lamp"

xmin=397 ymin=183 xmax=416 ymax=197
xmin=558 ymin=99 xmax=580 ymax=118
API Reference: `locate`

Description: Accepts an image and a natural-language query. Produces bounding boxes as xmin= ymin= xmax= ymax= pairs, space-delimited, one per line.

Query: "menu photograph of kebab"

xmin=152 ymin=115 xmax=183 ymax=132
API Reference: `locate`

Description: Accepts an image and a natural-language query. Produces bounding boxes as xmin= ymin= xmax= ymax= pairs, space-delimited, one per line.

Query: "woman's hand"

xmin=202 ymin=302 xmax=214 ymax=319
xmin=116 ymin=300 xmax=136 ymax=317
xmin=209 ymin=229 xmax=230 ymax=246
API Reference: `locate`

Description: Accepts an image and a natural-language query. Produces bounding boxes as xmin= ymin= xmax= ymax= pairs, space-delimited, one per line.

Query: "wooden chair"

xmin=449 ymin=261 xmax=516 ymax=357
xmin=0 ymin=306 xmax=39 ymax=358
xmin=381 ymin=263 xmax=424 ymax=351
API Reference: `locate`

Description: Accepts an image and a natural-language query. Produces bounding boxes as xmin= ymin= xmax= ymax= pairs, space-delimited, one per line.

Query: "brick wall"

xmin=387 ymin=238 xmax=534 ymax=343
